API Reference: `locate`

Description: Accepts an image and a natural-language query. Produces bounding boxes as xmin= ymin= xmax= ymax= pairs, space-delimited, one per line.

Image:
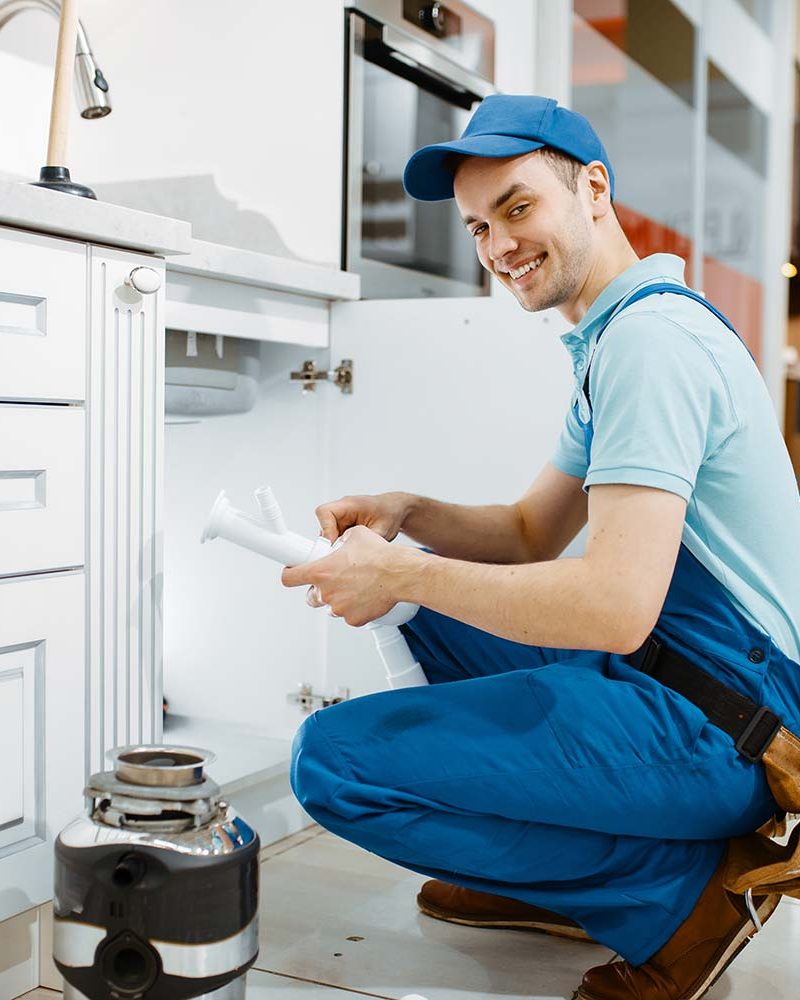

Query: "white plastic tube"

xmin=369 ymin=624 xmax=428 ymax=687
xmin=201 ymin=488 xmax=429 ymax=689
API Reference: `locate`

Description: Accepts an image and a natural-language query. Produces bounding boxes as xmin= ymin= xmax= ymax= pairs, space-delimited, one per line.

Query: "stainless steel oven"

xmin=344 ymin=0 xmax=495 ymax=299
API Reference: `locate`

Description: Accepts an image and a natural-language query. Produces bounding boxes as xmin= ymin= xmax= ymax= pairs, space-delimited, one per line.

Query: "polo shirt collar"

xmin=560 ymin=253 xmax=688 ymax=363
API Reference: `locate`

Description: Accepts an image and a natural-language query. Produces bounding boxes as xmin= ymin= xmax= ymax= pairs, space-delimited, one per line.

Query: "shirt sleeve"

xmin=583 ymin=313 xmax=739 ymax=501
xmin=551 ymin=402 xmax=590 ymax=479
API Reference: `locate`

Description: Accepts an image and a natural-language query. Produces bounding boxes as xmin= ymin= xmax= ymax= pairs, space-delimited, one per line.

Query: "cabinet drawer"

xmin=0 ymin=571 xmax=84 ymax=920
xmin=0 ymin=405 xmax=84 ymax=576
xmin=0 ymin=227 xmax=86 ymax=402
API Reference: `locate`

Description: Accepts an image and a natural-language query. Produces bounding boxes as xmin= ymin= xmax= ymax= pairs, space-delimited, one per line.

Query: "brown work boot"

xmin=577 ymin=855 xmax=781 ymax=999
xmin=417 ymin=880 xmax=593 ymax=941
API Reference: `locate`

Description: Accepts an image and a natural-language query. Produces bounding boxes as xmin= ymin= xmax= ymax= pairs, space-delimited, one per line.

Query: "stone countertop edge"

xmin=167 ymin=238 xmax=361 ymax=302
xmin=0 ymin=181 xmax=361 ymax=302
xmin=0 ymin=179 xmax=193 ymax=256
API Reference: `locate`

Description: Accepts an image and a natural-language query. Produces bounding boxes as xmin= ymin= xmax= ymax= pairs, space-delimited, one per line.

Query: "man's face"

xmin=453 ymin=151 xmax=594 ymax=313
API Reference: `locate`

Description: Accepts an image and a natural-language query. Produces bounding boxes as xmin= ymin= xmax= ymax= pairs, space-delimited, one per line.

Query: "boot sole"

xmin=417 ymin=894 xmax=593 ymax=942
xmin=577 ymin=893 xmax=781 ymax=1000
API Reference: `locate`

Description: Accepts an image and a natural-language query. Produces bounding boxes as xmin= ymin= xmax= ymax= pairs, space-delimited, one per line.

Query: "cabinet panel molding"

xmin=87 ymin=248 xmax=165 ymax=773
xmin=0 ymin=228 xmax=87 ymax=402
xmin=0 ymin=405 xmax=85 ymax=576
xmin=0 ymin=572 xmax=84 ymax=923
xmin=0 ymin=644 xmax=43 ymax=853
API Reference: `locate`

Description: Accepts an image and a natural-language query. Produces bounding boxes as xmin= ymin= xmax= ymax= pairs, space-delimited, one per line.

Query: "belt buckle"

xmin=639 ymin=636 xmax=662 ymax=676
xmin=735 ymin=706 xmax=782 ymax=763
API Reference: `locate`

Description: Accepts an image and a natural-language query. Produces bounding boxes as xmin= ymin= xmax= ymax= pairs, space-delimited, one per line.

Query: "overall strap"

xmin=582 ymin=282 xmax=755 ymax=413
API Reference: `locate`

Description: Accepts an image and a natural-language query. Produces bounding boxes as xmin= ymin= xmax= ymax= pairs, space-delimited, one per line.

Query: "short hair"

xmin=444 ymin=146 xmax=581 ymax=193
xmin=446 ymin=146 xmax=617 ymax=215
xmin=536 ymin=147 xmax=582 ymax=193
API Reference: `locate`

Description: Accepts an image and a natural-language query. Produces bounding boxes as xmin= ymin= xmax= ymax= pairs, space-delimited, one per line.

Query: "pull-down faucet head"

xmin=0 ymin=0 xmax=111 ymax=118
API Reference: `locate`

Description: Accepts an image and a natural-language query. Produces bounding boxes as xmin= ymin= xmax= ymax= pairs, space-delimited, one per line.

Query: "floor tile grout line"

xmin=259 ymin=826 xmax=326 ymax=863
xmin=259 ymin=967 xmax=397 ymax=999
xmin=261 ymin=831 xmax=326 ymax=863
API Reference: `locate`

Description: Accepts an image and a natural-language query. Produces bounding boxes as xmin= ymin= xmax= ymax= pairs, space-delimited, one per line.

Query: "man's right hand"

xmin=315 ymin=492 xmax=413 ymax=543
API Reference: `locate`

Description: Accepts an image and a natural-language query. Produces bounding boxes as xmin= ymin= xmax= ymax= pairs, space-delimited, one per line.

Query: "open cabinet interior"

xmin=157 ymin=294 xmax=583 ymax=845
xmin=161 ymin=334 xmax=333 ymax=840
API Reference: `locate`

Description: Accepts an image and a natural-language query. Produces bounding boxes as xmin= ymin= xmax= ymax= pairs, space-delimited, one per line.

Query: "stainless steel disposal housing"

xmin=53 ymin=745 xmax=260 ymax=1000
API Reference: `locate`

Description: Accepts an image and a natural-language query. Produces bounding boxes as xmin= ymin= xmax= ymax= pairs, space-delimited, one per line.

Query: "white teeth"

xmin=508 ymin=255 xmax=545 ymax=280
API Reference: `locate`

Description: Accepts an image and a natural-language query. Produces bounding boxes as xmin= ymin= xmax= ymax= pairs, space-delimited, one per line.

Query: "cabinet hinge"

xmin=287 ymin=682 xmax=350 ymax=713
xmin=290 ymin=359 xmax=353 ymax=394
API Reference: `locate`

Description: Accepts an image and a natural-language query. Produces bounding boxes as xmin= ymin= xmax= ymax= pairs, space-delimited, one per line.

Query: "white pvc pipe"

xmin=369 ymin=624 xmax=428 ymax=687
xmin=254 ymin=485 xmax=288 ymax=534
xmin=201 ymin=488 xmax=429 ymax=689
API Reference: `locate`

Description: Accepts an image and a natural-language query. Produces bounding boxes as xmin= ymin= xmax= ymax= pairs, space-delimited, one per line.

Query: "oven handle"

xmin=381 ymin=24 xmax=495 ymax=101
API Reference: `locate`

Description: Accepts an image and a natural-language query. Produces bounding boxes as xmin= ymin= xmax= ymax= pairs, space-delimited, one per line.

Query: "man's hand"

xmin=281 ymin=525 xmax=415 ymax=627
xmin=315 ymin=492 xmax=413 ymax=543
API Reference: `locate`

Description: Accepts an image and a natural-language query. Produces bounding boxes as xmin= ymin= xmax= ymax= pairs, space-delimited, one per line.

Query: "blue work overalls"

xmin=290 ymin=284 xmax=800 ymax=965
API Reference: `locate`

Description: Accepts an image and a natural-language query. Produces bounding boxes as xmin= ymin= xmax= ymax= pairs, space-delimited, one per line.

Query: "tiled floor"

xmin=23 ymin=826 xmax=800 ymax=999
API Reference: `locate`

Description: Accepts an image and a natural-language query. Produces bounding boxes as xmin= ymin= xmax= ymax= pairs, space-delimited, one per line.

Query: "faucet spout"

xmin=0 ymin=0 xmax=111 ymax=118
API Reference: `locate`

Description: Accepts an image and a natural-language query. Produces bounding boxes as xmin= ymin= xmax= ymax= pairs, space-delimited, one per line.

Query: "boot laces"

xmin=744 ymin=889 xmax=763 ymax=933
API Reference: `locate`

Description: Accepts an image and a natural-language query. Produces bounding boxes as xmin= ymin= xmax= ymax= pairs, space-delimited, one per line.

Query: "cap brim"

xmin=403 ymin=135 xmax=545 ymax=201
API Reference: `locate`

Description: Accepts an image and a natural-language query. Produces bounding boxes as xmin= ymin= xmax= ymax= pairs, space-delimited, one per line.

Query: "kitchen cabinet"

xmin=0 ymin=224 xmax=166 ymax=997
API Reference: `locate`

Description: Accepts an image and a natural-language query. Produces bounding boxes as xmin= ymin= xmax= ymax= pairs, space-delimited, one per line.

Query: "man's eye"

xmin=510 ymin=203 xmax=529 ymax=217
xmin=471 ymin=224 xmax=487 ymax=237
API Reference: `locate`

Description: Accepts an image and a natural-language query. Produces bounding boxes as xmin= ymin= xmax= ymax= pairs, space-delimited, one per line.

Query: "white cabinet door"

xmin=0 ymin=227 xmax=87 ymax=402
xmin=0 ymin=571 xmax=85 ymax=923
xmin=325 ymin=294 xmax=574 ymax=698
xmin=0 ymin=404 xmax=85 ymax=576
xmin=86 ymin=247 xmax=165 ymax=774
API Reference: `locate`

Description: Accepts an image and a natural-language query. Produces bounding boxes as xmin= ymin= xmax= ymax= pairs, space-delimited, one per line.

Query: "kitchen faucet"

xmin=0 ymin=0 xmax=111 ymax=118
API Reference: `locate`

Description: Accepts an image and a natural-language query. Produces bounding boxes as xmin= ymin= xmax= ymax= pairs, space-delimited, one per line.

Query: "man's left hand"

xmin=281 ymin=525 xmax=404 ymax=627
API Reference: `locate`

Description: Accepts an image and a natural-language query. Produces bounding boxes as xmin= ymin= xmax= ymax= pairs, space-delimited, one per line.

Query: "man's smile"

xmin=498 ymin=252 xmax=547 ymax=283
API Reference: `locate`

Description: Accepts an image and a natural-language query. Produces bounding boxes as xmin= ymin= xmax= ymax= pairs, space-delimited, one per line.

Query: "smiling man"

xmin=283 ymin=96 xmax=800 ymax=999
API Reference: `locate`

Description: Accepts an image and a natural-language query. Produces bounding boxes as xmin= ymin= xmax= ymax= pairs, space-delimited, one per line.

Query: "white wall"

xmin=0 ymin=1 xmax=345 ymax=265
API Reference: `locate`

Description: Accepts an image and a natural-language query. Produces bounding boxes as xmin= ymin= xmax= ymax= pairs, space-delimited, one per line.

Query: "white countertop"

xmin=0 ymin=180 xmax=360 ymax=302
xmin=166 ymin=238 xmax=360 ymax=302
xmin=0 ymin=178 xmax=193 ymax=256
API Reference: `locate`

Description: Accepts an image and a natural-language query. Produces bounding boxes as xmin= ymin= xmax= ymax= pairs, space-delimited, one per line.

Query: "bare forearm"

xmin=392 ymin=548 xmax=640 ymax=654
xmin=400 ymin=494 xmax=535 ymax=564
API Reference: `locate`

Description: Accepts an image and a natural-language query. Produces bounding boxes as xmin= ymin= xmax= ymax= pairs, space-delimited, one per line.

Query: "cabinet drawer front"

xmin=0 ymin=228 xmax=86 ymax=402
xmin=0 ymin=571 xmax=84 ymax=920
xmin=0 ymin=406 xmax=84 ymax=576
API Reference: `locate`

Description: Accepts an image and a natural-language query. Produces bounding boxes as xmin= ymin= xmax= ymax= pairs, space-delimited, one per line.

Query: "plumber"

xmin=281 ymin=95 xmax=800 ymax=1000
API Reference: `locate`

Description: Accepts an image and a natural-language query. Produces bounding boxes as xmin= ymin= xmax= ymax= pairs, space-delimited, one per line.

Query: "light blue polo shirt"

xmin=552 ymin=253 xmax=800 ymax=665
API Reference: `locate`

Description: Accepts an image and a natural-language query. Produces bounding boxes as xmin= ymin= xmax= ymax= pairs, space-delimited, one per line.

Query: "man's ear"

xmin=585 ymin=161 xmax=613 ymax=219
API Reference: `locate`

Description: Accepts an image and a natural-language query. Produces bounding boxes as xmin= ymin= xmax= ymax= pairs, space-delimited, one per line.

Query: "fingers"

xmin=316 ymin=507 xmax=340 ymax=543
xmin=315 ymin=496 xmax=374 ymax=543
xmin=281 ymin=564 xmax=313 ymax=588
xmin=306 ymin=585 xmax=325 ymax=608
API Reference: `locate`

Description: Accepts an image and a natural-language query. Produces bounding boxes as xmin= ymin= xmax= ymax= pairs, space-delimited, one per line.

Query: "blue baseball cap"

xmin=403 ymin=94 xmax=615 ymax=202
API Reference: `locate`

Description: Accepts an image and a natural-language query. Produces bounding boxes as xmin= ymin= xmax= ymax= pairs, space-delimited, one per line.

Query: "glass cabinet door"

xmin=572 ymin=0 xmax=698 ymax=282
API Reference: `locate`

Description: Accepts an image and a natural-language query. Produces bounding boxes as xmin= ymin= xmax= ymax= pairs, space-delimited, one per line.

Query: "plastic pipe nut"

xmin=126 ymin=266 xmax=162 ymax=295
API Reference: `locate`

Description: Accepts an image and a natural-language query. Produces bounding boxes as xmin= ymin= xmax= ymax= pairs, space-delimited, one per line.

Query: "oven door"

xmin=344 ymin=10 xmax=494 ymax=299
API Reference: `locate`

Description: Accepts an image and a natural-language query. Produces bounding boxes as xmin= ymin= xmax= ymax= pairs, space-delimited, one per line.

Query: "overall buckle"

xmin=735 ymin=707 xmax=782 ymax=763
xmin=630 ymin=636 xmax=662 ymax=676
